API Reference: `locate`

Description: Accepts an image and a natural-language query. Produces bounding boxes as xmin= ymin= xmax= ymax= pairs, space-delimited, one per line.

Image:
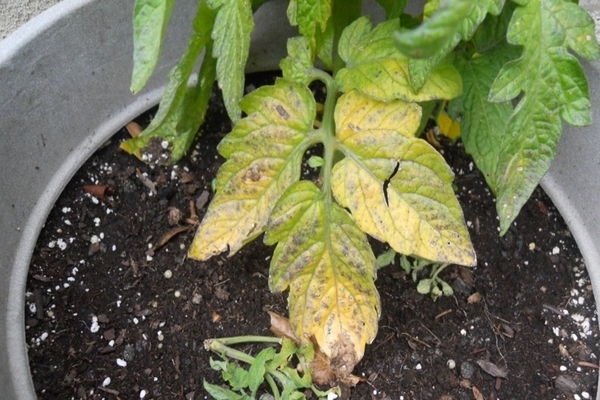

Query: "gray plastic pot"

xmin=0 ymin=1 xmax=599 ymax=399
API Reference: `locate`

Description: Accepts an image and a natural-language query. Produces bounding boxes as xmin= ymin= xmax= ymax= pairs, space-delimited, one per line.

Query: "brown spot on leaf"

xmin=276 ymin=105 xmax=289 ymax=119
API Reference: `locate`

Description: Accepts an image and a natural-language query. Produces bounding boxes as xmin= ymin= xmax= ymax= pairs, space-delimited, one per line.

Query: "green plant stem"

xmin=264 ymin=374 xmax=281 ymax=400
xmin=205 ymin=337 xmax=293 ymax=393
xmin=430 ymin=263 xmax=449 ymax=281
xmin=206 ymin=336 xmax=282 ymax=346
xmin=311 ymin=69 xmax=338 ymax=202
xmin=205 ymin=338 xmax=257 ymax=364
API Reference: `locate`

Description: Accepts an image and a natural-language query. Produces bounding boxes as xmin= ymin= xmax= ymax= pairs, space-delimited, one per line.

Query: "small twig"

xmin=400 ymin=332 xmax=431 ymax=349
xmin=214 ymin=279 xmax=230 ymax=287
xmin=97 ymin=386 xmax=120 ymax=396
xmin=417 ymin=321 xmax=442 ymax=347
xmin=542 ymin=304 xmax=566 ymax=316
xmin=482 ymin=300 xmax=507 ymax=363
xmin=434 ymin=309 xmax=453 ymax=320
xmin=135 ymin=168 xmax=157 ymax=194
xmin=578 ymin=360 xmax=600 ymax=369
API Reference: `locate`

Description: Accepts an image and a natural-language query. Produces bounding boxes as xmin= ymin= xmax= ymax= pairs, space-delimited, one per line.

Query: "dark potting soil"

xmin=26 ymin=72 xmax=599 ymax=400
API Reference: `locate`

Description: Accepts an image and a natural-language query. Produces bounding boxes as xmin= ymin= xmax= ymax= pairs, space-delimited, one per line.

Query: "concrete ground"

xmin=0 ymin=0 xmax=60 ymax=39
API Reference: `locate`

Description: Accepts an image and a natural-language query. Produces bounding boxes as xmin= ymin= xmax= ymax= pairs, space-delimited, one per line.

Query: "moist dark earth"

xmin=27 ymin=73 xmax=599 ymax=400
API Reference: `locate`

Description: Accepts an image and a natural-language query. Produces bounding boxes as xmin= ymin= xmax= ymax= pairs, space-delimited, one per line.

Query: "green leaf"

xmin=210 ymin=0 xmax=254 ymax=122
xmin=265 ymin=180 xmax=380 ymax=376
xmin=287 ymin=0 xmax=332 ymax=52
xmin=121 ymin=3 xmax=217 ymax=164
xmin=450 ymin=47 xmax=515 ymax=191
xmin=488 ymin=0 xmax=599 ymax=233
xmin=280 ymin=36 xmax=315 ymax=85
xmin=315 ymin=15 xmax=335 ymax=69
xmin=131 ymin=0 xmax=175 ymax=94
xmin=471 ymin=1 xmax=515 ymax=53
xmin=416 ymin=278 xmax=432 ymax=294
xmin=393 ymin=0 xmax=475 ymax=59
xmin=336 ymin=17 xmax=462 ymax=102
xmin=247 ymin=347 xmax=275 ymax=395
xmin=203 ymin=381 xmax=246 ymax=400
xmin=307 ymin=155 xmax=324 ymax=168
xmin=404 ymin=0 xmax=506 ymax=89
xmin=376 ymin=249 xmax=396 ymax=268
xmin=209 ymin=358 xmax=250 ymax=391
xmin=440 ymin=280 xmax=454 ymax=296
xmin=188 ymin=78 xmax=318 ymax=260
xmin=375 ymin=0 xmax=407 ymax=19
xmin=332 ymin=91 xmax=476 ymax=266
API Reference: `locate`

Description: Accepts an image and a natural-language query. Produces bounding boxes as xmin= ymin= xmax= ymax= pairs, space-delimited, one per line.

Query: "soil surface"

xmin=27 ymin=73 xmax=599 ymax=399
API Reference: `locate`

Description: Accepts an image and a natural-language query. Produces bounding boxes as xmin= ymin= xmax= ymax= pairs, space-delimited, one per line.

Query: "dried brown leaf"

xmin=500 ymin=323 xmax=514 ymax=338
xmin=476 ymin=359 xmax=508 ymax=378
xmin=180 ymin=171 xmax=196 ymax=184
xmin=167 ymin=207 xmax=183 ymax=226
xmin=83 ymin=184 xmax=114 ymax=202
xmin=125 ymin=121 xmax=142 ymax=137
xmin=310 ymin=343 xmax=335 ymax=386
xmin=196 ymin=190 xmax=210 ymax=211
xmin=472 ymin=385 xmax=484 ymax=400
xmin=467 ymin=292 xmax=481 ymax=304
xmin=459 ymin=266 xmax=474 ymax=286
xmin=268 ymin=311 xmax=300 ymax=344
xmin=155 ymin=226 xmax=192 ymax=250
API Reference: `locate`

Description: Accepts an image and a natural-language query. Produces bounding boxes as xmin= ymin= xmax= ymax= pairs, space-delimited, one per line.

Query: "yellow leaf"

xmin=337 ymin=59 xmax=463 ymax=102
xmin=265 ymin=181 xmax=380 ymax=378
xmin=436 ymin=103 xmax=461 ymax=141
xmin=332 ymin=91 xmax=476 ymax=266
xmin=188 ymin=78 xmax=317 ymax=260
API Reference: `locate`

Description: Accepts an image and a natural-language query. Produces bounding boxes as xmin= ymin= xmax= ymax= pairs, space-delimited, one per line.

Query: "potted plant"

xmin=1 ymin=0 xmax=600 ymax=398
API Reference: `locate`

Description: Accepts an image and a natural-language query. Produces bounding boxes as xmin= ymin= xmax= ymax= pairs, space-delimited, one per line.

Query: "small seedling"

xmin=203 ymin=313 xmax=342 ymax=399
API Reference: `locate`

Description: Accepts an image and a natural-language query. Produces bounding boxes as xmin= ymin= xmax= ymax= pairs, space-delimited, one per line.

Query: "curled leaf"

xmin=268 ymin=311 xmax=300 ymax=344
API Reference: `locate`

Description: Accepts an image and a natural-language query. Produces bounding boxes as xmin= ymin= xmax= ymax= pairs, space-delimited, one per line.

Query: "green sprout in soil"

xmin=203 ymin=312 xmax=342 ymax=400
xmin=128 ymin=0 xmax=599 ymax=393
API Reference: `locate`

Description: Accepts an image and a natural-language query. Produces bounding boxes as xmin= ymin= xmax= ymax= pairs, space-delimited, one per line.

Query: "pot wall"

xmin=0 ymin=0 xmax=599 ymax=399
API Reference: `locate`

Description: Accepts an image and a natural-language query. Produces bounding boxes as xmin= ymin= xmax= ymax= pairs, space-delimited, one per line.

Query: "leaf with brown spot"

xmin=188 ymin=78 xmax=318 ymax=260
xmin=332 ymin=91 xmax=476 ymax=266
xmin=265 ymin=181 xmax=380 ymax=379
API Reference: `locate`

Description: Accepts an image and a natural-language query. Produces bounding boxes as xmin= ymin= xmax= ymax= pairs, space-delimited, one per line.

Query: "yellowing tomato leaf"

xmin=265 ymin=181 xmax=380 ymax=378
xmin=336 ymin=17 xmax=462 ymax=102
xmin=188 ymin=78 xmax=318 ymax=260
xmin=332 ymin=91 xmax=475 ymax=266
xmin=488 ymin=0 xmax=599 ymax=233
